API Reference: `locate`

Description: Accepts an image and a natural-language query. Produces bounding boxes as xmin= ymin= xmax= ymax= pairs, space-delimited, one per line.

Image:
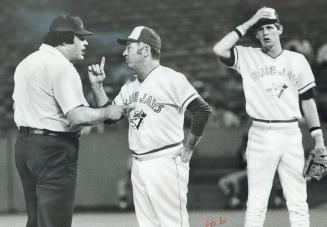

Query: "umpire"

xmin=12 ymin=15 xmax=127 ymax=227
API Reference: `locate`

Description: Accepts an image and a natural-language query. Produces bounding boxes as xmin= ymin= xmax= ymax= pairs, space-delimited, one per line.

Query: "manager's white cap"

xmin=117 ymin=26 xmax=161 ymax=50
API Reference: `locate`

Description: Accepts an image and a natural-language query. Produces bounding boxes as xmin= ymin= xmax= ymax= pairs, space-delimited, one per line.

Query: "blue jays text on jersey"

xmin=124 ymin=91 xmax=165 ymax=113
xmin=250 ymin=66 xmax=299 ymax=87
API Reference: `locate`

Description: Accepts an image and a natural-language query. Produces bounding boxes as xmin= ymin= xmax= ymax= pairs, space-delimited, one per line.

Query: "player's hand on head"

xmin=88 ymin=56 xmax=106 ymax=86
xmin=258 ymin=7 xmax=275 ymax=19
xmin=173 ymin=146 xmax=193 ymax=163
xmin=248 ymin=7 xmax=273 ymax=26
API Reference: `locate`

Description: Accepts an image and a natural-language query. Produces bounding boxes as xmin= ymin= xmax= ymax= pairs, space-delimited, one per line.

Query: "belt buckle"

xmin=35 ymin=129 xmax=45 ymax=135
xmin=47 ymin=132 xmax=57 ymax=136
xmin=19 ymin=127 xmax=28 ymax=135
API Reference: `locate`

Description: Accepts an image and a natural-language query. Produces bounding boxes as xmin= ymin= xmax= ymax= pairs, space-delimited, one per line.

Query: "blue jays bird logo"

xmin=130 ymin=110 xmax=147 ymax=129
xmin=266 ymin=83 xmax=288 ymax=98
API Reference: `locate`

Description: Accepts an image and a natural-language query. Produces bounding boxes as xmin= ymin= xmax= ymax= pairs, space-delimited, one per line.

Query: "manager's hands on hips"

xmin=88 ymin=56 xmax=106 ymax=87
xmin=173 ymin=133 xmax=203 ymax=163
xmin=173 ymin=146 xmax=194 ymax=163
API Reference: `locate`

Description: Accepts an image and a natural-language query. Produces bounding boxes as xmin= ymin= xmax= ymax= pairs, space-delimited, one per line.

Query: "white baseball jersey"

xmin=231 ymin=46 xmax=311 ymax=227
xmin=113 ymin=65 xmax=199 ymax=156
xmin=232 ymin=46 xmax=315 ymax=120
xmin=13 ymin=44 xmax=88 ymax=132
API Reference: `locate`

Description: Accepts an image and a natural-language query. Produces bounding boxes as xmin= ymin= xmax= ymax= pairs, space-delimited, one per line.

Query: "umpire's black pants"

xmin=15 ymin=130 xmax=79 ymax=227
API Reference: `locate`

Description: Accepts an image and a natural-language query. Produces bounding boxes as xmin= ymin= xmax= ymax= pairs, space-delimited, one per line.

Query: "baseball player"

xmin=88 ymin=26 xmax=211 ymax=227
xmin=213 ymin=7 xmax=325 ymax=227
xmin=13 ymin=15 xmax=128 ymax=227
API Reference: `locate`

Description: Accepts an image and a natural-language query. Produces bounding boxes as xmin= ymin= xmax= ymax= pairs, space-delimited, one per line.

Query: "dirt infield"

xmin=0 ymin=209 xmax=326 ymax=227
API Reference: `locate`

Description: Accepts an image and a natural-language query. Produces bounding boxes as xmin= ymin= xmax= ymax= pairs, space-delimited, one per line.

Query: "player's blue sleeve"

xmin=186 ymin=97 xmax=211 ymax=136
xmin=220 ymin=46 xmax=236 ymax=67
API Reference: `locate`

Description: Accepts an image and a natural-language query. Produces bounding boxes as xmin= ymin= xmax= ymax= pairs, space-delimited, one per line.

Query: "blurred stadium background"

xmin=1 ymin=0 xmax=327 ymax=225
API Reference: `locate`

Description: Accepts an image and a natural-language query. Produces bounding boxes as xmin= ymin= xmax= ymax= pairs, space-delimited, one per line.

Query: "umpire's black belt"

xmin=19 ymin=127 xmax=80 ymax=137
xmin=252 ymin=118 xmax=298 ymax=123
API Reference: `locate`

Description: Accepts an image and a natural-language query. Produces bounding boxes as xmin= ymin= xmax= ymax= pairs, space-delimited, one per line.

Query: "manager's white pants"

xmin=245 ymin=121 xmax=309 ymax=227
xmin=132 ymin=155 xmax=190 ymax=227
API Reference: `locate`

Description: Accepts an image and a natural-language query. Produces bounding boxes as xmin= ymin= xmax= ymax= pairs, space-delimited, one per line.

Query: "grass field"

xmin=0 ymin=209 xmax=326 ymax=227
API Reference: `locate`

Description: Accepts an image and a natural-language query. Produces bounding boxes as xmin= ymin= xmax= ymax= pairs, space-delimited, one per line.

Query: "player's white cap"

xmin=253 ymin=7 xmax=280 ymax=30
xmin=117 ymin=26 xmax=161 ymax=50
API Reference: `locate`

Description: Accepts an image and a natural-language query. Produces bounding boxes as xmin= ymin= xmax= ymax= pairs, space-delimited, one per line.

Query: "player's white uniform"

xmin=232 ymin=46 xmax=314 ymax=227
xmin=114 ymin=65 xmax=199 ymax=227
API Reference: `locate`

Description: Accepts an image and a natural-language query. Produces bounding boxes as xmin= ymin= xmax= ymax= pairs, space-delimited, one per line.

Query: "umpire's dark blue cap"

xmin=117 ymin=26 xmax=161 ymax=50
xmin=49 ymin=15 xmax=94 ymax=35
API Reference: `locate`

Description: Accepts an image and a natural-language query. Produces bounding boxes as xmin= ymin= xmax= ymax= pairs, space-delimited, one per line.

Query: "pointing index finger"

xmin=100 ymin=56 xmax=106 ymax=69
